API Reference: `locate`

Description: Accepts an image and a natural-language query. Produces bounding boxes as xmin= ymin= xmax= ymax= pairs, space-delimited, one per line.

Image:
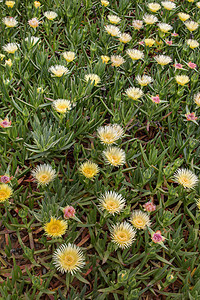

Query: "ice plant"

xmin=5 ymin=1 xmax=15 ymax=8
xmin=130 ymin=210 xmax=151 ymax=229
xmin=132 ymin=20 xmax=143 ymax=30
xmin=187 ymin=62 xmax=197 ymax=69
xmin=2 ymin=17 xmax=17 ymax=27
xmin=5 ymin=58 xmax=12 ymax=66
xmin=143 ymin=201 xmax=156 ymax=212
xmin=194 ymin=93 xmax=200 ymax=106
xmin=3 ymin=43 xmax=18 ymax=54
xmin=143 ymin=14 xmax=158 ymax=25
xmin=152 ymin=230 xmax=165 ymax=243
xmin=28 ymin=17 xmax=40 ymax=28
xmin=99 ymin=191 xmax=126 ymax=215
xmin=125 ymin=87 xmax=143 ymax=100
xmin=63 ymin=206 xmax=76 ymax=219
xmin=34 ymin=1 xmax=41 ymax=8
xmin=158 ymin=23 xmax=173 ymax=33
xmin=104 ymin=25 xmax=121 ymax=37
xmin=144 ymin=38 xmax=155 ymax=47
xmin=63 ymin=51 xmax=76 ymax=62
xmin=119 ymin=33 xmax=132 ymax=43
xmin=0 ymin=118 xmax=12 ymax=128
xmin=44 ymin=11 xmax=58 ymax=20
xmin=107 ymin=15 xmax=121 ymax=24
xmin=161 ymin=1 xmax=176 ymax=10
xmin=49 ymin=65 xmax=69 ymax=77
xmin=101 ymin=55 xmax=110 ymax=64
xmin=110 ymin=55 xmax=125 ymax=67
xmin=154 ymin=55 xmax=172 ymax=66
xmin=151 ymin=95 xmax=160 ymax=104
xmin=178 ymin=13 xmax=190 ymax=22
xmin=53 ymin=99 xmax=72 ymax=114
xmin=103 ymin=147 xmax=126 ymax=167
xmin=110 ymin=222 xmax=136 ymax=249
xmin=175 ymin=75 xmax=190 ymax=86
xmin=101 ymin=0 xmax=109 ymax=6
xmin=187 ymin=39 xmax=199 ymax=49
xmin=136 ymin=75 xmax=153 ymax=86
xmin=31 ymin=164 xmax=56 ymax=186
xmin=44 ymin=217 xmax=68 ymax=238
xmin=25 ymin=36 xmax=40 ymax=45
xmin=97 ymin=124 xmax=124 ymax=145
xmin=147 ymin=3 xmax=161 ymax=12
xmin=173 ymin=63 xmax=183 ymax=69
xmin=0 ymin=175 xmax=12 ymax=184
xmin=174 ymin=169 xmax=198 ymax=189
xmin=126 ymin=49 xmax=144 ymax=61
xmin=79 ymin=161 xmax=99 ymax=179
xmin=185 ymin=112 xmax=198 ymax=122
xmin=184 ymin=21 xmax=199 ymax=32
xmin=53 ymin=243 xmax=85 ymax=274
xmin=0 ymin=184 xmax=13 ymax=202
xmin=196 ymin=199 xmax=200 ymax=210
xmin=85 ymin=74 xmax=100 ymax=86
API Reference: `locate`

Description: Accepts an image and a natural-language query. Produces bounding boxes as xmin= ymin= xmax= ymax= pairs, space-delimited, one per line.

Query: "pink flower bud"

xmin=63 ymin=206 xmax=75 ymax=219
xmin=0 ymin=175 xmax=12 ymax=184
xmin=152 ymin=231 xmax=165 ymax=243
xmin=143 ymin=201 xmax=156 ymax=212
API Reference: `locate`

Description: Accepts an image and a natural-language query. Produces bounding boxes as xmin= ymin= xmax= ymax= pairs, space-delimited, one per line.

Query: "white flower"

xmin=3 ymin=43 xmax=18 ymax=54
xmin=97 ymin=124 xmax=124 ymax=144
xmin=126 ymin=49 xmax=144 ymax=60
xmin=62 ymin=51 xmax=76 ymax=62
xmin=32 ymin=164 xmax=57 ymax=186
xmin=105 ymin=25 xmax=121 ymax=36
xmin=108 ymin=15 xmax=121 ymax=24
xmin=2 ymin=16 xmax=17 ymax=27
xmin=174 ymin=169 xmax=198 ymax=189
xmin=158 ymin=23 xmax=173 ymax=32
xmin=125 ymin=87 xmax=143 ymax=100
xmin=143 ymin=14 xmax=158 ymax=25
xmin=44 ymin=11 xmax=58 ymax=20
xmin=154 ymin=55 xmax=172 ymax=65
xmin=48 ymin=65 xmax=69 ymax=77
xmin=25 ymin=36 xmax=40 ymax=45
xmin=136 ymin=75 xmax=153 ymax=86
xmin=99 ymin=191 xmax=126 ymax=214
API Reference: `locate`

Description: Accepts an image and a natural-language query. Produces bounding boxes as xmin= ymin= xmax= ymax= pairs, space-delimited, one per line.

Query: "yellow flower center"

xmin=179 ymin=176 xmax=190 ymax=185
xmin=117 ymin=231 xmax=128 ymax=241
xmin=106 ymin=200 xmax=118 ymax=209
xmin=50 ymin=225 xmax=60 ymax=233
xmin=64 ymin=255 xmax=75 ymax=266
xmin=133 ymin=218 xmax=145 ymax=227
xmin=39 ymin=174 xmax=50 ymax=182
xmin=0 ymin=191 xmax=6 ymax=200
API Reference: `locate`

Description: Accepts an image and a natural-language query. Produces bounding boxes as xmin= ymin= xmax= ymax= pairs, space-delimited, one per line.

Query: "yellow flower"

xmin=99 ymin=191 xmax=126 ymax=215
xmin=101 ymin=0 xmax=109 ymax=6
xmin=0 ymin=54 xmax=5 ymax=60
xmin=3 ymin=43 xmax=18 ymax=54
xmin=148 ymin=3 xmax=161 ymax=12
xmin=158 ymin=22 xmax=172 ymax=33
xmin=0 ymin=184 xmax=13 ymax=202
xmin=119 ymin=33 xmax=132 ymax=43
xmin=178 ymin=13 xmax=190 ymax=22
xmin=125 ymin=87 xmax=143 ymax=100
xmin=48 ymin=65 xmax=69 ymax=77
xmin=144 ymin=38 xmax=155 ymax=47
xmin=101 ymin=55 xmax=110 ymax=64
xmin=130 ymin=210 xmax=151 ymax=229
xmin=32 ymin=164 xmax=56 ymax=186
xmin=5 ymin=59 xmax=12 ymax=67
xmin=111 ymin=55 xmax=125 ymax=67
xmin=161 ymin=1 xmax=176 ymax=10
xmin=28 ymin=18 xmax=40 ymax=28
xmin=105 ymin=25 xmax=121 ymax=37
xmin=154 ymin=55 xmax=172 ymax=66
xmin=197 ymin=2 xmax=200 ymax=8
xmin=108 ymin=15 xmax=121 ymax=24
xmin=97 ymin=124 xmax=124 ymax=145
xmin=174 ymin=168 xmax=198 ymax=189
xmin=44 ymin=217 xmax=68 ymax=238
xmin=34 ymin=1 xmax=41 ymax=8
xmin=53 ymin=243 xmax=85 ymax=274
xmin=185 ymin=21 xmax=199 ymax=32
xmin=103 ymin=147 xmax=126 ymax=167
xmin=79 ymin=161 xmax=99 ymax=179
xmin=187 ymin=39 xmax=199 ymax=49
xmin=143 ymin=14 xmax=158 ymax=25
xmin=194 ymin=93 xmax=200 ymax=106
xmin=175 ymin=75 xmax=190 ymax=86
xmin=5 ymin=1 xmax=15 ymax=8
xmin=110 ymin=222 xmax=136 ymax=249
xmin=2 ymin=17 xmax=18 ymax=27
xmin=63 ymin=51 xmax=76 ymax=62
xmin=44 ymin=11 xmax=58 ymax=20
xmin=132 ymin=20 xmax=143 ymax=30
xmin=136 ymin=75 xmax=153 ymax=86
xmin=126 ymin=49 xmax=144 ymax=60
xmin=53 ymin=99 xmax=72 ymax=113
xmin=85 ymin=73 xmax=101 ymax=86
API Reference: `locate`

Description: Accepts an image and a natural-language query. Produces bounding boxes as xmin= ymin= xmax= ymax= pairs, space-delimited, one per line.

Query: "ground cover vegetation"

xmin=1 ymin=0 xmax=200 ymax=299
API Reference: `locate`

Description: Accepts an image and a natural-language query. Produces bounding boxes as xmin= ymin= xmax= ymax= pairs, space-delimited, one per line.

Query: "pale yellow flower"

xmin=101 ymin=55 xmax=110 ymax=64
xmin=187 ymin=39 xmax=199 ymax=49
xmin=5 ymin=1 xmax=15 ymax=8
xmin=111 ymin=55 xmax=125 ymax=67
xmin=101 ymin=0 xmax=109 ymax=6
xmin=194 ymin=93 xmax=200 ymax=106
xmin=5 ymin=59 xmax=12 ymax=67
xmin=0 ymin=54 xmax=5 ymax=60
xmin=126 ymin=49 xmax=144 ymax=60
xmin=185 ymin=21 xmax=199 ymax=32
xmin=3 ymin=43 xmax=18 ymax=54
xmin=85 ymin=73 xmax=101 ymax=85
xmin=119 ymin=33 xmax=132 ymax=43
xmin=125 ymin=87 xmax=143 ymax=100
xmin=197 ymin=2 xmax=200 ymax=8
xmin=132 ymin=20 xmax=143 ymax=30
xmin=99 ymin=191 xmax=126 ymax=215
xmin=34 ymin=1 xmax=41 ymax=8
xmin=79 ymin=161 xmax=99 ymax=179
xmin=0 ymin=184 xmax=13 ymax=202
xmin=28 ymin=17 xmax=40 ymax=28
xmin=105 ymin=25 xmax=121 ymax=37
xmin=48 ymin=65 xmax=69 ymax=77
xmin=158 ymin=23 xmax=173 ymax=33
xmin=175 ymin=75 xmax=190 ymax=86
xmin=161 ymin=1 xmax=176 ymax=10
xmin=32 ymin=164 xmax=56 ymax=186
xmin=53 ymin=99 xmax=72 ymax=113
xmin=103 ymin=147 xmax=126 ymax=167
xmin=130 ymin=210 xmax=151 ymax=229
xmin=136 ymin=75 xmax=153 ymax=86
xmin=178 ymin=13 xmax=190 ymax=22
xmin=144 ymin=38 xmax=155 ymax=47
xmin=53 ymin=243 xmax=85 ymax=274
xmin=63 ymin=51 xmax=76 ymax=62
xmin=154 ymin=55 xmax=172 ymax=65
xmin=2 ymin=17 xmax=17 ymax=27
xmin=97 ymin=124 xmax=124 ymax=144
xmin=143 ymin=14 xmax=158 ymax=25
xmin=108 ymin=15 xmax=121 ymax=24
xmin=111 ymin=222 xmax=136 ymax=249
xmin=148 ymin=3 xmax=161 ymax=12
xmin=174 ymin=169 xmax=198 ymax=189
xmin=44 ymin=11 xmax=58 ymax=20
